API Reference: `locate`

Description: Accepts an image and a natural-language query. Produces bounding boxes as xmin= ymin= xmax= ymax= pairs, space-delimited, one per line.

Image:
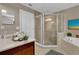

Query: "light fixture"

xmin=1 ymin=9 xmax=7 ymax=13
xmin=45 ymin=18 xmax=52 ymax=21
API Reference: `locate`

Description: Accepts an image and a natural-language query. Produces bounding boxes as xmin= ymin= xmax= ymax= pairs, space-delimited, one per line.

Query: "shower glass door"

xmin=35 ymin=15 xmax=42 ymax=44
xmin=44 ymin=15 xmax=57 ymax=46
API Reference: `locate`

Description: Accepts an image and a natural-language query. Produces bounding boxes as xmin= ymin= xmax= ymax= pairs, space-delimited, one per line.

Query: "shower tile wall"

xmin=58 ymin=15 xmax=64 ymax=32
xmin=44 ymin=15 xmax=57 ymax=45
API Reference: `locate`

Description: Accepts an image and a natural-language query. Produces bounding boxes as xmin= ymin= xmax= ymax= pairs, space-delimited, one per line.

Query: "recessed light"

xmin=1 ymin=9 xmax=7 ymax=13
xmin=45 ymin=18 xmax=52 ymax=21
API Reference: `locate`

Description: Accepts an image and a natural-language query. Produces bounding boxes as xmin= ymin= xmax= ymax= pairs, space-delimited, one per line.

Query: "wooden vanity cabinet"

xmin=0 ymin=42 xmax=35 ymax=55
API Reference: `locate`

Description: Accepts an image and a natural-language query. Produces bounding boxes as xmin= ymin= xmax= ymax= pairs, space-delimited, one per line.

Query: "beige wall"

xmin=56 ymin=5 xmax=79 ymax=55
xmin=60 ymin=6 xmax=79 ymax=37
xmin=0 ymin=3 xmax=40 ymax=35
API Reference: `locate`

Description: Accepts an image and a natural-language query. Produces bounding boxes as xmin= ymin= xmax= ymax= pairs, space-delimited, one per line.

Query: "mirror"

xmin=1 ymin=9 xmax=15 ymax=25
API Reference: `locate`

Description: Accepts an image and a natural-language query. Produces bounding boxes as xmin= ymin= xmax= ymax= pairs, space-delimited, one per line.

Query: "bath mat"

xmin=46 ymin=50 xmax=63 ymax=55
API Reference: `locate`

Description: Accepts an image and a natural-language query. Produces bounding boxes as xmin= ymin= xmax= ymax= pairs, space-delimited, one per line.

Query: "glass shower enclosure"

xmin=35 ymin=14 xmax=58 ymax=47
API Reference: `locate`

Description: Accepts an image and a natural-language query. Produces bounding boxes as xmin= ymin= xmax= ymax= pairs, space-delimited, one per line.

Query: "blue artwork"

xmin=68 ymin=19 xmax=79 ymax=29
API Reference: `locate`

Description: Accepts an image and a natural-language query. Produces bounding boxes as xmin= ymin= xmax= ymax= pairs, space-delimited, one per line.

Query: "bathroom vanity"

xmin=0 ymin=4 xmax=35 ymax=55
xmin=0 ymin=37 xmax=35 ymax=55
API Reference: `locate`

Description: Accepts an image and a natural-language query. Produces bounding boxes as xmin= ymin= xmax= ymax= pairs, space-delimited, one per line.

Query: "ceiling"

xmin=22 ymin=3 xmax=79 ymax=15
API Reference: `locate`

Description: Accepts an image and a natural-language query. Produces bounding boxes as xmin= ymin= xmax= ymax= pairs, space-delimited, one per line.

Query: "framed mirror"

xmin=1 ymin=9 xmax=15 ymax=25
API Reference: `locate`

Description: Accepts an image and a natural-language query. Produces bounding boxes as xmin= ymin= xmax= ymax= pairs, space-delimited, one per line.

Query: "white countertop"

xmin=0 ymin=37 xmax=35 ymax=52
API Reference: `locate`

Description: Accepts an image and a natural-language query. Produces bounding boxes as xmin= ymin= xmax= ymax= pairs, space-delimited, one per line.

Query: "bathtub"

xmin=64 ymin=37 xmax=79 ymax=47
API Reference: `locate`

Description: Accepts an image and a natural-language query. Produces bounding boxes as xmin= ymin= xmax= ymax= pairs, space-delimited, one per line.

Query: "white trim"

xmin=42 ymin=13 xmax=45 ymax=45
xmin=19 ymin=9 xmax=22 ymax=32
xmin=56 ymin=14 xmax=59 ymax=46
xmin=42 ymin=45 xmax=58 ymax=47
xmin=41 ymin=14 xmax=43 ymax=45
